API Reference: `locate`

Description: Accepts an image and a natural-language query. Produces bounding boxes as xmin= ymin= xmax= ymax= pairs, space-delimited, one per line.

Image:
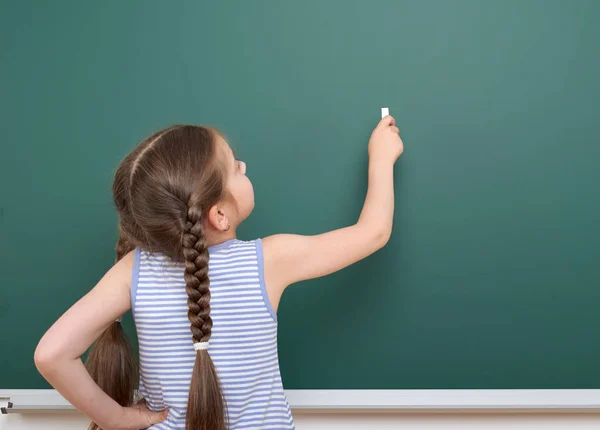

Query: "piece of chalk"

xmin=381 ymin=107 xmax=389 ymax=119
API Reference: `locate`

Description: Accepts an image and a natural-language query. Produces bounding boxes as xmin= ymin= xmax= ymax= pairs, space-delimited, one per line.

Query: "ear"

xmin=206 ymin=204 xmax=230 ymax=232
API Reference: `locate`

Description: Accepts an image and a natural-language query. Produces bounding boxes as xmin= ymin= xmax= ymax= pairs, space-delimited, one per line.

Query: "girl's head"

xmin=114 ymin=125 xmax=254 ymax=257
xmin=87 ymin=125 xmax=249 ymax=430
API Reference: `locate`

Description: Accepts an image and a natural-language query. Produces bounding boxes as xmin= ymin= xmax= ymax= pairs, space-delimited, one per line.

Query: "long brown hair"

xmin=85 ymin=125 xmax=227 ymax=430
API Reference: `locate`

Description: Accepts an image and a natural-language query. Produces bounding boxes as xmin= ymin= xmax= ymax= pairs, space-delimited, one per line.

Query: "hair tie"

xmin=193 ymin=342 xmax=209 ymax=351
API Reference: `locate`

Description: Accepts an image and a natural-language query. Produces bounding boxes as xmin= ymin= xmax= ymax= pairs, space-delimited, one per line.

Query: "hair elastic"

xmin=194 ymin=342 xmax=209 ymax=351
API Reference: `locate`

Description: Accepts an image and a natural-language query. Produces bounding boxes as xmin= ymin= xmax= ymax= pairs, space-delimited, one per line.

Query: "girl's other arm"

xmin=263 ymin=115 xmax=403 ymax=308
xmin=34 ymin=252 xmax=166 ymax=430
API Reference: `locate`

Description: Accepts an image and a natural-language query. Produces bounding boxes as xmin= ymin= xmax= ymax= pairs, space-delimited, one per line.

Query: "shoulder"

xmin=261 ymin=234 xmax=296 ymax=253
xmin=109 ymin=249 xmax=136 ymax=288
xmin=120 ymin=249 xmax=136 ymax=268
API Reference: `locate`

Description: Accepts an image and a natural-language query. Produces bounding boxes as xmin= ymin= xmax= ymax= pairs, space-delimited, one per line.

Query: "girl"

xmin=35 ymin=116 xmax=403 ymax=430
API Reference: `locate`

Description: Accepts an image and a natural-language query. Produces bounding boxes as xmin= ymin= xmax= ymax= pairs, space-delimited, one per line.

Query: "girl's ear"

xmin=207 ymin=204 xmax=230 ymax=232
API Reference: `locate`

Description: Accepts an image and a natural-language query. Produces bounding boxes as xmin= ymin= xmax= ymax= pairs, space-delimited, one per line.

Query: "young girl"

xmin=34 ymin=116 xmax=403 ymax=430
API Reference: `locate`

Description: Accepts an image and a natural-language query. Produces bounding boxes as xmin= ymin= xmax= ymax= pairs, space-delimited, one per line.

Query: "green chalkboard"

xmin=1 ymin=0 xmax=599 ymax=390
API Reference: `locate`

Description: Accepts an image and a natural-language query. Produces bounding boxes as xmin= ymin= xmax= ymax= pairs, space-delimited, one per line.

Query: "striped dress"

xmin=131 ymin=239 xmax=295 ymax=430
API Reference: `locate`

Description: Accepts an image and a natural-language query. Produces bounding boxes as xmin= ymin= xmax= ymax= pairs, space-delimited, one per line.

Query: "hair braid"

xmin=85 ymin=231 xmax=138 ymax=430
xmin=182 ymin=205 xmax=212 ymax=343
xmin=182 ymin=204 xmax=226 ymax=430
xmin=115 ymin=227 xmax=136 ymax=263
xmin=84 ymin=142 xmax=145 ymax=429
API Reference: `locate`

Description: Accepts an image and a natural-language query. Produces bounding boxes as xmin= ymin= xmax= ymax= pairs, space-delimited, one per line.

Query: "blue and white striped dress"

xmin=132 ymin=239 xmax=295 ymax=430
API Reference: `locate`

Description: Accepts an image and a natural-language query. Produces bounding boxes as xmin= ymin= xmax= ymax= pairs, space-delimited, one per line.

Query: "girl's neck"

xmin=205 ymin=228 xmax=237 ymax=248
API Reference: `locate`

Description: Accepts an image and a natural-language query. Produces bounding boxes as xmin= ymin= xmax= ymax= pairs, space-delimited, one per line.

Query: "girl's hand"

xmin=368 ymin=115 xmax=403 ymax=164
xmin=119 ymin=400 xmax=168 ymax=429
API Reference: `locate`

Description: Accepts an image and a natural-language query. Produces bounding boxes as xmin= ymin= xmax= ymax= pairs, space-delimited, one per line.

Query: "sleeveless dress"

xmin=131 ymin=238 xmax=295 ymax=429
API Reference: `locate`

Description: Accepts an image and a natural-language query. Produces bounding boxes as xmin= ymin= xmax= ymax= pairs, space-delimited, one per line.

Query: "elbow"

xmin=359 ymin=220 xmax=392 ymax=252
xmin=34 ymin=341 xmax=59 ymax=377
xmin=373 ymin=226 xmax=392 ymax=250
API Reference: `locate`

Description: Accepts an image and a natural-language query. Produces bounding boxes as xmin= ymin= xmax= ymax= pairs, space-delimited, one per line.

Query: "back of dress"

xmin=132 ymin=239 xmax=295 ymax=430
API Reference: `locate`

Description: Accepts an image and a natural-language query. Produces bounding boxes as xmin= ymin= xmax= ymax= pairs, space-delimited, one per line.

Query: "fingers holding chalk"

xmin=379 ymin=107 xmax=395 ymax=127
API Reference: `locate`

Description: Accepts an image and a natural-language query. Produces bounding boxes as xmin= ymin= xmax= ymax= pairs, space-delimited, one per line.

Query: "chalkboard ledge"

xmin=2 ymin=389 xmax=600 ymax=414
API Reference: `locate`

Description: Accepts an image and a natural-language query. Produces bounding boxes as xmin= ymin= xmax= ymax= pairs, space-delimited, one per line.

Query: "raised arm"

xmin=263 ymin=115 xmax=403 ymax=309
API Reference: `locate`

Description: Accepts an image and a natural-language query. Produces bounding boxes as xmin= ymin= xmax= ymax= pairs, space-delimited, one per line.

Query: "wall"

xmin=2 ymin=412 xmax=600 ymax=430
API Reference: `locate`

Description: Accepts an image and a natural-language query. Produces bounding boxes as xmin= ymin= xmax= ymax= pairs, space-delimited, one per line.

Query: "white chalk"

xmin=381 ymin=107 xmax=389 ymax=119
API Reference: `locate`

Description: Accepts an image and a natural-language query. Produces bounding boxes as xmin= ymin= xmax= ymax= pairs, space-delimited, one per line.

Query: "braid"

xmin=182 ymin=203 xmax=226 ymax=430
xmin=85 ymin=221 xmax=139 ymax=430
xmin=115 ymin=226 xmax=136 ymax=262
xmin=84 ymin=141 xmax=144 ymax=429
xmin=182 ymin=205 xmax=212 ymax=343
